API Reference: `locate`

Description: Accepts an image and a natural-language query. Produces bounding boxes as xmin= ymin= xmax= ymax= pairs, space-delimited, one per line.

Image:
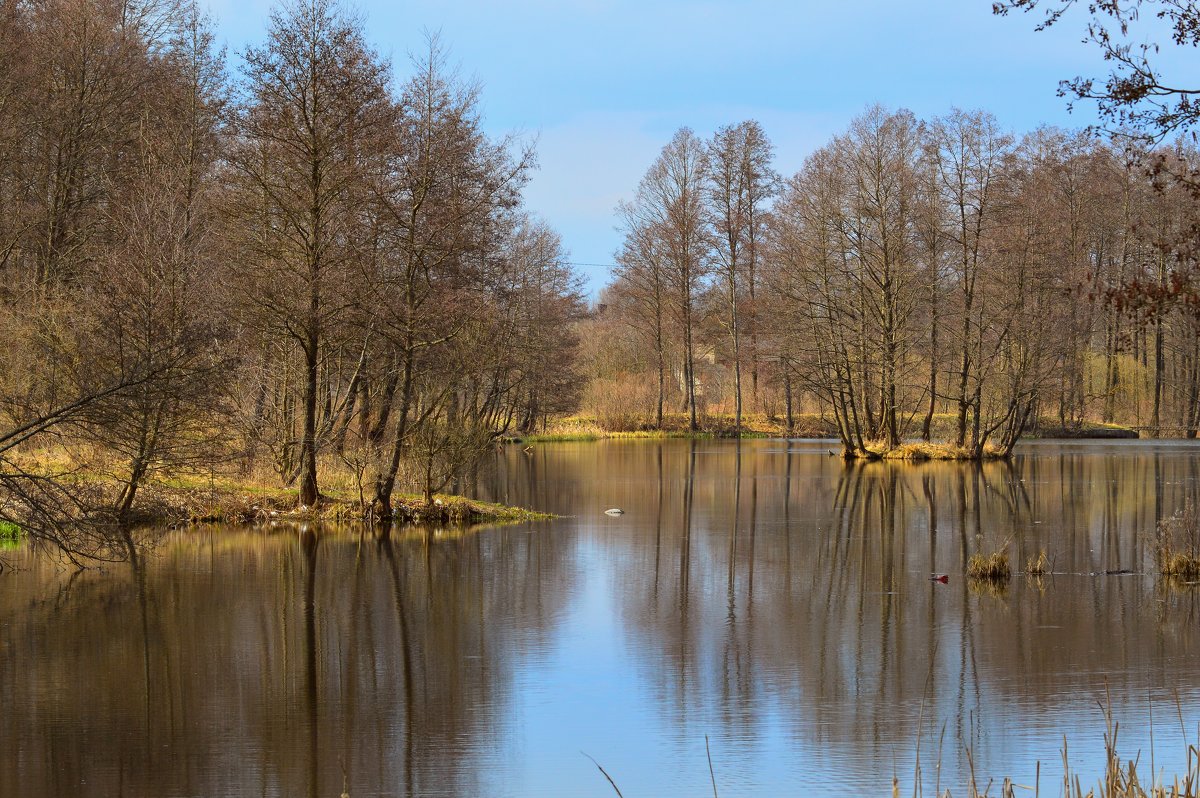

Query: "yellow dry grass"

xmin=967 ymin=546 xmax=1012 ymax=582
xmin=1026 ymin=549 xmax=1049 ymax=576
xmin=1158 ymin=502 xmax=1200 ymax=582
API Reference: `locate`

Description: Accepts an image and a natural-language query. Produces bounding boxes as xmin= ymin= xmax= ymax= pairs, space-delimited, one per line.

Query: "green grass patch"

xmin=392 ymin=493 xmax=553 ymax=524
xmin=0 ymin=519 xmax=22 ymax=550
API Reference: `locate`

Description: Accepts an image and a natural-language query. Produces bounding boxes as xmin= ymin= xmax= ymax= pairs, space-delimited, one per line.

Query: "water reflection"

xmin=1 ymin=440 xmax=1198 ymax=796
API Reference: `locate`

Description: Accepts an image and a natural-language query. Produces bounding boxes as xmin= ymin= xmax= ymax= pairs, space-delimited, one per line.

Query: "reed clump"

xmin=967 ymin=545 xmax=1012 ymax=582
xmin=589 ymin=689 xmax=1200 ymax=797
xmin=1158 ymin=501 xmax=1200 ymax=582
xmin=1047 ymin=691 xmax=1200 ymax=798
xmin=1026 ymin=549 xmax=1049 ymax=576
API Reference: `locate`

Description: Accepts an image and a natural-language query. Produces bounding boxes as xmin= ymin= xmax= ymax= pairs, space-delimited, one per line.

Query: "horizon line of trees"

xmin=593 ymin=106 xmax=1200 ymax=457
xmin=0 ymin=0 xmax=584 ymax=558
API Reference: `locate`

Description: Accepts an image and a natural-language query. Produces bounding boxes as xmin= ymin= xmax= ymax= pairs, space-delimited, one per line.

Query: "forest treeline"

xmin=0 ymin=0 xmax=584 ymax=553
xmin=5 ymin=0 xmax=1200 ymax=555
xmin=589 ymin=108 xmax=1200 ymax=457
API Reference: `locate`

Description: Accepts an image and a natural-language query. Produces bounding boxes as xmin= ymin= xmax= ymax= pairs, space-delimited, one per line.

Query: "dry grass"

xmin=506 ymin=412 xmax=820 ymax=441
xmin=140 ymin=484 xmax=551 ymax=527
xmin=590 ymin=690 xmax=1200 ymax=797
xmin=967 ymin=545 xmax=1012 ymax=582
xmin=1158 ymin=502 xmax=1200 ymax=582
xmin=883 ymin=442 xmax=973 ymax=461
xmin=1026 ymin=549 xmax=1049 ymax=576
xmin=7 ymin=445 xmax=550 ymax=529
xmin=867 ymin=441 xmax=1008 ymax=461
xmin=1046 ymin=690 xmax=1200 ymax=798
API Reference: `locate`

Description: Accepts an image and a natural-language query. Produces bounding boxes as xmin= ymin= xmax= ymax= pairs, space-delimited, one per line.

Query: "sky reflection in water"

xmin=2 ymin=439 xmax=1199 ymax=796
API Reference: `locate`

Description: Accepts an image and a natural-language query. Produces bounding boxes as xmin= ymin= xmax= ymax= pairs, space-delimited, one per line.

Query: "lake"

xmin=2 ymin=439 xmax=1199 ymax=796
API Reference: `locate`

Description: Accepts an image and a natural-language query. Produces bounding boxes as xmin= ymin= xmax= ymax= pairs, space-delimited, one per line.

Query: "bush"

xmin=582 ymin=374 xmax=662 ymax=432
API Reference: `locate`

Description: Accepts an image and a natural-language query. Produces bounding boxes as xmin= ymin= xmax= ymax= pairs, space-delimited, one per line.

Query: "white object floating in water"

xmin=604 ymin=508 xmax=625 ymax=516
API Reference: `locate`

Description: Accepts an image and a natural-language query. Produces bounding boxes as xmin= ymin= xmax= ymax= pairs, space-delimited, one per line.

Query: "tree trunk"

xmin=784 ymin=364 xmax=794 ymax=434
xmin=299 ymin=331 xmax=320 ymax=507
xmin=372 ymin=346 xmax=415 ymax=526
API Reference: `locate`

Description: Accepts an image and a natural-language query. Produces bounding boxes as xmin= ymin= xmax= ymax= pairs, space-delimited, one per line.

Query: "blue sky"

xmin=203 ymin=0 xmax=1123 ymax=296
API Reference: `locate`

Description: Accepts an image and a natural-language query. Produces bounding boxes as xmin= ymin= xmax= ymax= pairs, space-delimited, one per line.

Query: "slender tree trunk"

xmin=923 ymin=297 xmax=938 ymax=442
xmin=655 ymin=293 xmax=665 ymax=429
xmin=1188 ymin=328 xmax=1200 ymax=439
xmin=955 ymin=316 xmax=971 ymax=448
xmin=1152 ymin=254 xmax=1167 ymax=437
xmin=368 ymin=367 xmax=401 ymax=446
xmin=299 ymin=329 xmax=320 ymax=506
xmin=784 ymin=363 xmax=794 ymax=434
xmin=373 ymin=346 xmax=415 ymax=525
xmin=730 ymin=285 xmax=743 ymax=433
xmin=683 ymin=293 xmax=698 ymax=431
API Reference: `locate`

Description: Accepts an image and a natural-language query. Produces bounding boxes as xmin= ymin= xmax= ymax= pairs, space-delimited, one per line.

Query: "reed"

xmin=967 ymin=545 xmax=1012 ymax=582
xmin=588 ymin=704 xmax=1200 ymax=797
xmin=1025 ymin=549 xmax=1049 ymax=576
xmin=1158 ymin=502 xmax=1200 ymax=582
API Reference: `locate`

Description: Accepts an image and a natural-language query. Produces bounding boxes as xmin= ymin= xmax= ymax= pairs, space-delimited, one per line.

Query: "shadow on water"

xmin=1 ymin=440 xmax=1199 ymax=795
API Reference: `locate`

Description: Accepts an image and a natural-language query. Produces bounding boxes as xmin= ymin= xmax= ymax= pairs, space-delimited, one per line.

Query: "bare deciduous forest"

xmin=5 ymin=0 xmax=1200 ymax=557
xmin=7 ymin=2 xmax=1200 ymax=797
xmin=0 ymin=0 xmax=584 ymax=556
xmin=591 ymin=109 xmax=1200 ymax=459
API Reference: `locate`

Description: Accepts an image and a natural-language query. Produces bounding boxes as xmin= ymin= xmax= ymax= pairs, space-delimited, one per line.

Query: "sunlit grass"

xmin=5 ymin=445 xmax=549 ymax=528
xmin=505 ymin=411 xmax=809 ymax=441
xmin=0 ymin=519 xmax=21 ymax=550
xmin=967 ymin=545 xmax=1012 ymax=582
xmin=853 ymin=441 xmax=1008 ymax=461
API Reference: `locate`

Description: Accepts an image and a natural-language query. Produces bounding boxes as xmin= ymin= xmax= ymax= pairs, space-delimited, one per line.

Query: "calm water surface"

xmin=2 ymin=439 xmax=1200 ymax=796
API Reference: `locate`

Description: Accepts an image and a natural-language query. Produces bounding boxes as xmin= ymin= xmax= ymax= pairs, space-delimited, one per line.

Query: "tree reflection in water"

xmin=1 ymin=440 xmax=1199 ymax=796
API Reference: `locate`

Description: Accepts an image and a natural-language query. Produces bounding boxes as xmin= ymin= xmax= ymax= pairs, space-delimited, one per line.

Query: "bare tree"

xmin=994 ymin=0 xmax=1200 ymax=144
xmin=707 ymin=120 xmax=778 ymax=432
xmin=227 ymin=0 xmax=393 ymax=506
xmin=928 ymin=109 xmax=1015 ymax=448
xmin=362 ymin=38 xmax=531 ymax=523
xmin=632 ymin=128 xmax=712 ymax=431
xmin=614 ymin=205 xmax=673 ymax=428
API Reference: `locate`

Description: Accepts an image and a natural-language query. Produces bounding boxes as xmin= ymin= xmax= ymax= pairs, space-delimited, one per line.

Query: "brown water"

xmin=2 ymin=439 xmax=1199 ymax=797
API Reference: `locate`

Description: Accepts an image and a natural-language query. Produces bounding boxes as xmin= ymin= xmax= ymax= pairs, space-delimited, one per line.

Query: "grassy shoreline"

xmin=137 ymin=482 xmax=552 ymax=528
xmin=4 ymin=449 xmax=553 ymax=532
xmin=847 ymin=441 xmax=1012 ymax=461
xmin=505 ymin=413 xmax=1140 ymax=446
